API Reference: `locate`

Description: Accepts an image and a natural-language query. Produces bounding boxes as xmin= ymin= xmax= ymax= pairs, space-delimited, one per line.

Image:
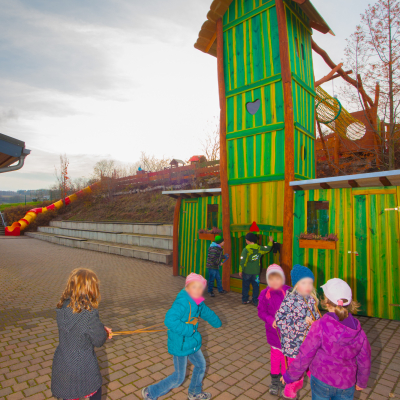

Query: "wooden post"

xmin=216 ymin=18 xmax=232 ymax=291
xmin=276 ymin=0 xmax=295 ymax=279
xmin=172 ymin=197 xmax=182 ymax=276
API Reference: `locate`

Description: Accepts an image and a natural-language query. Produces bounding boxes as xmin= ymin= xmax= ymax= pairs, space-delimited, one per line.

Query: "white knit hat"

xmin=266 ymin=264 xmax=285 ymax=285
xmin=321 ymin=278 xmax=352 ymax=306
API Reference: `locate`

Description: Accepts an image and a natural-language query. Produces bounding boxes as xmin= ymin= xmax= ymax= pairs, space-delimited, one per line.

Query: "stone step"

xmin=38 ymin=226 xmax=172 ymax=250
xmin=26 ymin=232 xmax=172 ymax=264
xmin=50 ymin=221 xmax=173 ymax=236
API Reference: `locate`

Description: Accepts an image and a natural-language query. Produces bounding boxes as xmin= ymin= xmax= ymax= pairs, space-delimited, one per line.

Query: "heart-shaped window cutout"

xmin=246 ymin=99 xmax=261 ymax=115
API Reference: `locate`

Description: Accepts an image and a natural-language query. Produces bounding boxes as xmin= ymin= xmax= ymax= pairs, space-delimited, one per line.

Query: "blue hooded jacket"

xmin=165 ymin=289 xmax=222 ymax=356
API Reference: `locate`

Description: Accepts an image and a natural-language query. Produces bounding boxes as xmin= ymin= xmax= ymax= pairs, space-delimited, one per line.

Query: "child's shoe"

xmin=219 ymin=290 xmax=227 ymax=294
xmin=188 ymin=392 xmax=212 ymax=400
xmin=142 ymin=387 xmax=152 ymax=400
xmin=242 ymin=300 xmax=252 ymax=304
xmin=210 ymin=292 xmax=215 ymax=297
xmin=269 ymin=374 xmax=280 ymax=396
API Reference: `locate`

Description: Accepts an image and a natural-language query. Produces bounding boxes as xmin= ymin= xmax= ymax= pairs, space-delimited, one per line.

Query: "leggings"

xmin=270 ymin=347 xmax=287 ymax=375
xmin=64 ymin=387 xmax=102 ymax=400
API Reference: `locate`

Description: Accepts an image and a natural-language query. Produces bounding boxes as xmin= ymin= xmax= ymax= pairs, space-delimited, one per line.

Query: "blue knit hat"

xmin=291 ymin=264 xmax=314 ymax=287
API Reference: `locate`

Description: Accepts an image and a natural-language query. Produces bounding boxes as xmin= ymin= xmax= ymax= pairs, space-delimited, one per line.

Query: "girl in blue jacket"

xmin=142 ymin=273 xmax=222 ymax=400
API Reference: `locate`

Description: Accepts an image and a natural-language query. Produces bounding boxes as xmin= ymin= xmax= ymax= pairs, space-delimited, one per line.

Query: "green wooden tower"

xmin=195 ymin=0 xmax=332 ymax=279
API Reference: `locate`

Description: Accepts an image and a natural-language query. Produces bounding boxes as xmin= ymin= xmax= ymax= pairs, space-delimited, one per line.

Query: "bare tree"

xmin=54 ymin=154 xmax=70 ymax=205
xmin=139 ymin=152 xmax=171 ymax=172
xmin=200 ymin=118 xmax=220 ymax=161
xmin=338 ymin=0 xmax=400 ymax=169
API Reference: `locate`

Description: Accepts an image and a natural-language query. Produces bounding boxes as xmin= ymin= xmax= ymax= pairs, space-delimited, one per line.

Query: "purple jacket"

xmin=258 ymin=285 xmax=290 ymax=349
xmin=283 ymin=313 xmax=371 ymax=390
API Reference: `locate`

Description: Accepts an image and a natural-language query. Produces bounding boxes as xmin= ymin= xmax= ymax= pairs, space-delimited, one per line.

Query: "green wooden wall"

xmin=293 ymin=187 xmax=400 ymax=320
xmin=223 ymin=0 xmax=315 ymax=186
xmin=178 ymin=196 xmax=223 ymax=279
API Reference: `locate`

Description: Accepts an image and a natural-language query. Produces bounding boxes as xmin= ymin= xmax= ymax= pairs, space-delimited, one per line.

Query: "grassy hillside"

xmin=2 ymin=190 xmax=176 ymax=233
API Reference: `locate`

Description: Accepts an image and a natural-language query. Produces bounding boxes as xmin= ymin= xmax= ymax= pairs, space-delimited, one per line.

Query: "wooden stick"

xmin=315 ymin=63 xmax=343 ymax=87
xmin=216 ymin=18 xmax=232 ymax=292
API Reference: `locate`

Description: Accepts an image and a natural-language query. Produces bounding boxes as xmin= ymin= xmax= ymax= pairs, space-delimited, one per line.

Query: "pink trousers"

xmin=270 ymin=347 xmax=287 ymax=375
xmin=283 ymin=357 xmax=311 ymax=399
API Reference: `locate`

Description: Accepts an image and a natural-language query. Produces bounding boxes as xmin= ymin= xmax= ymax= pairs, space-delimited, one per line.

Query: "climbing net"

xmin=315 ymin=86 xmax=366 ymax=140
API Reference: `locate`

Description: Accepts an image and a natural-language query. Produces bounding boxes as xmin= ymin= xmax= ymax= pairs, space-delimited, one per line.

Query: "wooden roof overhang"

xmin=0 ymin=133 xmax=28 ymax=168
xmin=162 ymin=188 xmax=222 ymax=199
xmin=194 ymin=0 xmax=333 ymax=57
xmin=290 ymin=170 xmax=400 ymax=191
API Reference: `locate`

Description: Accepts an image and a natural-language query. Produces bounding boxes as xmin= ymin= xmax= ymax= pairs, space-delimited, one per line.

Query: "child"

xmin=275 ymin=264 xmax=321 ymax=399
xmin=281 ymin=278 xmax=371 ymax=400
xmin=142 ymin=273 xmax=222 ymax=400
xmin=206 ymin=235 xmax=228 ymax=297
xmin=239 ymin=232 xmax=273 ymax=306
xmin=51 ymin=269 xmax=112 ymax=400
xmin=258 ymin=264 xmax=290 ymax=395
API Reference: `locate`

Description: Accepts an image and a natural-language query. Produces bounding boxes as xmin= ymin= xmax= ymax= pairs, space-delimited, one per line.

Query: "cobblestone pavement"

xmin=0 ymin=237 xmax=399 ymax=400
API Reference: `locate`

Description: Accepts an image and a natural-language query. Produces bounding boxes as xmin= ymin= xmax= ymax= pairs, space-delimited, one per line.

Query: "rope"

xmin=113 ymin=301 xmax=198 ymax=336
xmin=315 ymin=86 xmax=366 ymax=140
xmin=112 ymin=323 xmax=168 ymax=336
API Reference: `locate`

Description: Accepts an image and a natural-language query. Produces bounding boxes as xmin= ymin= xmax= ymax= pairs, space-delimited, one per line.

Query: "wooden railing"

xmin=116 ymin=160 xmax=220 ymax=190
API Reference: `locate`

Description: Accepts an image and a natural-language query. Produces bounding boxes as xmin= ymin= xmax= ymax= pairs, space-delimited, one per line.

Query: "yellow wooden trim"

xmin=352 ymin=189 xmax=397 ymax=195
xmin=205 ymin=31 xmax=217 ymax=53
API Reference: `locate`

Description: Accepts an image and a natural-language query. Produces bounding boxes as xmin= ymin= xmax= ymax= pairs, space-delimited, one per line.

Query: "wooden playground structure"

xmin=162 ymin=0 xmax=400 ymax=321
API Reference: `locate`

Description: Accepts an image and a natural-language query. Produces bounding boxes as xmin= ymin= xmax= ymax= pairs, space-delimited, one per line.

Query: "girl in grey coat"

xmin=51 ymin=269 xmax=112 ymax=400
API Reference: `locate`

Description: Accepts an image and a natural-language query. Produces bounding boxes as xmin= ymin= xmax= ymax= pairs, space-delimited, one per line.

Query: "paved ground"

xmin=0 ymin=237 xmax=399 ymax=400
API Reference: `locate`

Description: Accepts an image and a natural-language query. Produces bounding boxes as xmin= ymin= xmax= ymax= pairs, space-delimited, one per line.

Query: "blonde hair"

xmin=321 ymin=295 xmax=360 ymax=321
xmin=57 ymin=268 xmax=101 ymax=313
xmin=292 ymin=283 xmax=320 ymax=311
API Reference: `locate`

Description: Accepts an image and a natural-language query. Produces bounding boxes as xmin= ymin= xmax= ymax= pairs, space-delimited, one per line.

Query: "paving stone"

xmin=1 ymin=238 xmax=399 ymax=400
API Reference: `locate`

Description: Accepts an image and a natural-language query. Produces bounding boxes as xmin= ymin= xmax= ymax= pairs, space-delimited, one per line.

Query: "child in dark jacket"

xmin=239 ymin=232 xmax=273 ymax=306
xmin=142 ymin=273 xmax=222 ymax=400
xmin=276 ymin=264 xmax=321 ymax=399
xmin=258 ymin=264 xmax=290 ymax=396
xmin=281 ymin=278 xmax=371 ymax=400
xmin=206 ymin=235 xmax=228 ymax=297
xmin=51 ymin=269 xmax=112 ymax=400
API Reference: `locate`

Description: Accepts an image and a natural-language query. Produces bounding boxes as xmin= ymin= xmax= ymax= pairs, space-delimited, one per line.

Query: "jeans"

xmin=311 ymin=376 xmax=355 ymax=400
xmin=207 ymin=269 xmax=223 ymax=293
xmin=242 ymin=273 xmax=259 ymax=304
xmin=148 ymin=349 xmax=206 ymax=400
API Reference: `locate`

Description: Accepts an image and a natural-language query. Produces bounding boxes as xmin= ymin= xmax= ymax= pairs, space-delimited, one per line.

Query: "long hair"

xmin=321 ymin=295 xmax=360 ymax=321
xmin=292 ymin=283 xmax=320 ymax=311
xmin=57 ymin=268 xmax=101 ymax=313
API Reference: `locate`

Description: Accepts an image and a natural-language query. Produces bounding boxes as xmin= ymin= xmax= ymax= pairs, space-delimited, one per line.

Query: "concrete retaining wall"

xmin=50 ymin=221 xmax=173 ymax=236
xmin=39 ymin=227 xmax=172 ymax=250
xmin=26 ymin=232 xmax=172 ymax=264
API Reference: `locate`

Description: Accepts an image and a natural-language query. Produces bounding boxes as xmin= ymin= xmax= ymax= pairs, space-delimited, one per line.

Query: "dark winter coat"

xmin=258 ymin=285 xmax=291 ymax=349
xmin=51 ymin=300 xmax=107 ymax=399
xmin=165 ymin=289 xmax=221 ymax=356
xmin=283 ymin=313 xmax=371 ymax=389
xmin=206 ymin=243 xmax=224 ymax=269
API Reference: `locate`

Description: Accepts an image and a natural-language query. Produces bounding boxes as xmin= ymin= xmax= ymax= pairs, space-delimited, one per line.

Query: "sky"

xmin=0 ymin=0 xmax=368 ymax=191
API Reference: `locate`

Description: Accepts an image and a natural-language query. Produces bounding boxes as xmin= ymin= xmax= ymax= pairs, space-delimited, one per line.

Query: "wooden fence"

xmin=116 ymin=160 xmax=220 ymax=190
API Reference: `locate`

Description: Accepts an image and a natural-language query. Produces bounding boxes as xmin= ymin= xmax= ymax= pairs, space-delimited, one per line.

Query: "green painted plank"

xmin=229 ymin=174 xmax=285 ymax=185
xmin=226 ymin=74 xmax=282 ymax=98
xmin=226 ymin=122 xmax=285 ymax=140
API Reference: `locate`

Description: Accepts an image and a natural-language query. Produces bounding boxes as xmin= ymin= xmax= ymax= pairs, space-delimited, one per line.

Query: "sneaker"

xmin=210 ymin=293 xmax=215 ymax=297
xmin=252 ymin=302 xmax=258 ymax=307
xmin=188 ymin=392 xmax=212 ymax=400
xmin=242 ymin=300 xmax=252 ymax=304
xmin=219 ymin=290 xmax=227 ymax=294
xmin=142 ymin=387 xmax=152 ymax=400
